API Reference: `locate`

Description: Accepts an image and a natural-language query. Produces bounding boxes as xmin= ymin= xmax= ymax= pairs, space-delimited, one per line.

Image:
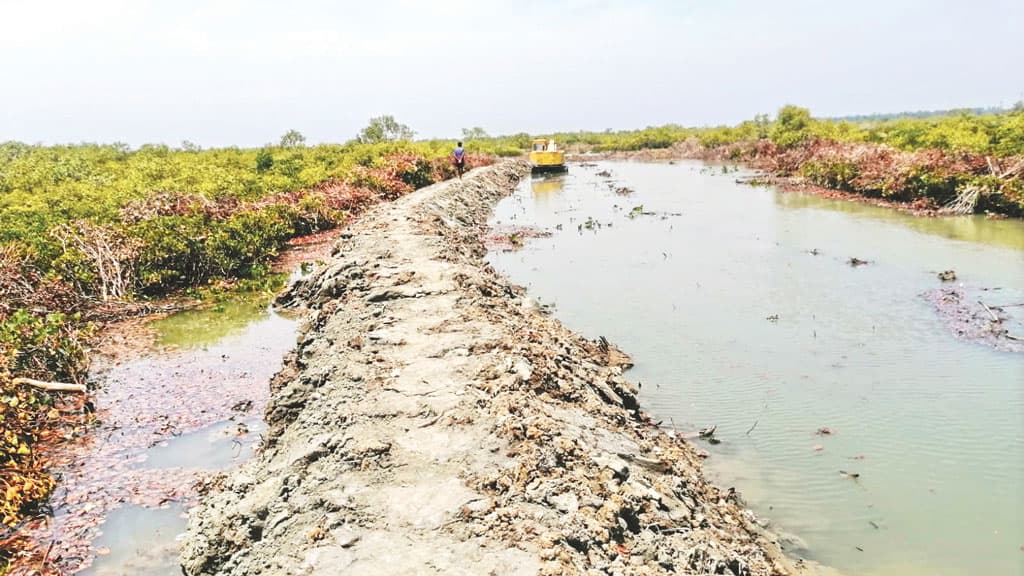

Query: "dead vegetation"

xmin=924 ymin=286 xmax=1024 ymax=352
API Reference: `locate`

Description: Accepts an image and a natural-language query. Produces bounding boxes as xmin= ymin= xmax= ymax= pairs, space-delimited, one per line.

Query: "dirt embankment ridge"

xmin=181 ymin=161 xmax=802 ymax=575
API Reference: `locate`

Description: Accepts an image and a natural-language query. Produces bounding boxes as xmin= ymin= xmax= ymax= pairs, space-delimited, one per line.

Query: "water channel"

xmin=487 ymin=160 xmax=1024 ymax=576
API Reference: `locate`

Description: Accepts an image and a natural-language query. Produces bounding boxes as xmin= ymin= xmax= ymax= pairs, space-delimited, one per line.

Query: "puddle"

xmin=33 ymin=294 xmax=301 ymax=573
xmin=81 ymin=505 xmax=186 ymax=576
xmin=150 ymin=272 xmax=294 ymax=350
xmin=152 ymin=298 xmax=276 ymax=349
xmin=136 ymin=417 xmax=266 ymax=471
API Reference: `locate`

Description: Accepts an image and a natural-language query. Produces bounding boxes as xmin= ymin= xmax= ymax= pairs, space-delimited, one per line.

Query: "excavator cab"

xmin=529 ymin=138 xmax=567 ymax=174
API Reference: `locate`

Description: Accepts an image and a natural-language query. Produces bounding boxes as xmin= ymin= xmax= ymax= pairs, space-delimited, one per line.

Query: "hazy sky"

xmin=2 ymin=0 xmax=1022 ymax=147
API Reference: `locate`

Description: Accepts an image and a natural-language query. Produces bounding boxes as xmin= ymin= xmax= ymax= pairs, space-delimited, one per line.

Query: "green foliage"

xmin=354 ymin=115 xmax=416 ymax=143
xmin=255 ymin=148 xmax=274 ymax=173
xmin=0 ymin=139 xmax=467 ymax=300
xmin=600 ymin=126 xmax=690 ymax=151
xmin=457 ymin=106 xmax=1024 ymax=160
xmin=771 ymin=105 xmax=813 ymax=149
xmin=0 ymin=307 xmax=88 ymax=531
xmin=0 ymin=309 xmax=87 ymax=382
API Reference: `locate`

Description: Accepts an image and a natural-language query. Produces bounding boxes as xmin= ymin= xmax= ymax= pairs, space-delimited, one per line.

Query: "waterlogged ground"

xmin=487 ymin=161 xmax=1024 ymax=576
xmin=32 ymin=296 xmax=299 ymax=575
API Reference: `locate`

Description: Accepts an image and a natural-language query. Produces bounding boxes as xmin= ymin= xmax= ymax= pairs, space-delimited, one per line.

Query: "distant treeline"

xmin=450 ymin=106 xmax=1024 ymax=218
xmin=456 ymin=105 xmax=1024 ymax=158
xmin=828 ymin=105 xmax=1019 ymax=123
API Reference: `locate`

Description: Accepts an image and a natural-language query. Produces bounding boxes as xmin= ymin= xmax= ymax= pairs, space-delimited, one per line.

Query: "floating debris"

xmin=937 ymin=270 xmax=957 ymax=282
xmin=923 ymin=286 xmax=1024 ymax=353
xmin=848 ymin=257 xmax=870 ymax=267
xmin=628 ymin=205 xmax=656 ymax=219
xmin=485 ymin=224 xmax=552 ymax=251
xmin=578 ymin=216 xmax=606 ymax=232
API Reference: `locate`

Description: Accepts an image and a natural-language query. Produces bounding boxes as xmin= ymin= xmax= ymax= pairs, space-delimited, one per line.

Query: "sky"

xmin=1 ymin=0 xmax=1022 ymax=147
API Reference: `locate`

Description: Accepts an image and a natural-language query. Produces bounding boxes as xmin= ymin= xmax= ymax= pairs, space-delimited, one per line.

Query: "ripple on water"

xmin=488 ymin=160 xmax=1024 ymax=576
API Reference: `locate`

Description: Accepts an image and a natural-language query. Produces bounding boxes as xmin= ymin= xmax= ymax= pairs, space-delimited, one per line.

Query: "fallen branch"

xmin=977 ymin=300 xmax=1000 ymax=323
xmin=998 ymin=157 xmax=1024 ymax=179
xmin=12 ymin=377 xmax=87 ymax=393
xmin=745 ymin=419 xmax=760 ymax=436
xmin=940 ymin=184 xmax=983 ymax=215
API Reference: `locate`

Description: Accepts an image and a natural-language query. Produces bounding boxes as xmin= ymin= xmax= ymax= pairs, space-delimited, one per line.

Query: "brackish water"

xmin=487 ymin=161 xmax=1024 ymax=576
xmin=82 ymin=300 xmax=298 ymax=575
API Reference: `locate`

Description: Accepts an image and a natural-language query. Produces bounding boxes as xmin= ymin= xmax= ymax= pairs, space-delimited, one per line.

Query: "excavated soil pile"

xmin=182 ymin=161 xmax=798 ymax=575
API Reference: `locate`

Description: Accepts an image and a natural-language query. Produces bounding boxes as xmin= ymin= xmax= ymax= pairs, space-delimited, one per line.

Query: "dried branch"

xmin=12 ymin=377 xmax=87 ymax=394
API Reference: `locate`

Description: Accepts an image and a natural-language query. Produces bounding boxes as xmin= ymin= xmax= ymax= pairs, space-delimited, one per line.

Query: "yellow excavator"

xmin=529 ymin=138 xmax=567 ymax=174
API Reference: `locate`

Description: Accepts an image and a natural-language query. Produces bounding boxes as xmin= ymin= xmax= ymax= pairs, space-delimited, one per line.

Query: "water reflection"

xmin=488 ymin=160 xmax=1024 ymax=576
xmin=775 ymin=191 xmax=1024 ymax=250
xmin=152 ymin=299 xmax=272 ymax=348
xmin=530 ymin=174 xmax=567 ymax=213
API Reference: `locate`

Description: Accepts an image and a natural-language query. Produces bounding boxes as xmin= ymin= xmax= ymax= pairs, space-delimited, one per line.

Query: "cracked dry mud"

xmin=181 ymin=161 xmax=806 ymax=575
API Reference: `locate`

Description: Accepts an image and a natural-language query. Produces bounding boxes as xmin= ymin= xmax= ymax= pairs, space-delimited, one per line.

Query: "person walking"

xmin=452 ymin=141 xmax=466 ymax=179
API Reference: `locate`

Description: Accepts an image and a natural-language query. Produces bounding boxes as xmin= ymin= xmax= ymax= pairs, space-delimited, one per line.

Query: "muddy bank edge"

xmin=181 ymin=161 xmax=805 ymax=575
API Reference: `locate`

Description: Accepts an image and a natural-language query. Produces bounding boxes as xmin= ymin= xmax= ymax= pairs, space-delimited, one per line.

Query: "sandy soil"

xmin=181 ymin=161 xmax=811 ymax=575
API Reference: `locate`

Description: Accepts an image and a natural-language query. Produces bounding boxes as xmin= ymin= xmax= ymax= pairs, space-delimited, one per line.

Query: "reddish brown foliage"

xmin=0 ymin=247 xmax=81 ymax=319
xmin=703 ymin=138 xmax=1023 ymax=213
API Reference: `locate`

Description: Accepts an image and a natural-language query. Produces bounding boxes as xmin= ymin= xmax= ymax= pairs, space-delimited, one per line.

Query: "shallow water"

xmin=151 ymin=286 xmax=290 ymax=349
xmin=81 ymin=505 xmax=186 ymax=576
xmin=137 ymin=417 xmax=267 ymax=471
xmin=488 ymin=161 xmax=1024 ymax=576
xmin=68 ymin=299 xmax=298 ymax=574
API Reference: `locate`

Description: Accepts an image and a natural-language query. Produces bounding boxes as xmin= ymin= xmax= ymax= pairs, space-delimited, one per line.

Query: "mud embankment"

xmin=181 ymin=161 xmax=802 ymax=575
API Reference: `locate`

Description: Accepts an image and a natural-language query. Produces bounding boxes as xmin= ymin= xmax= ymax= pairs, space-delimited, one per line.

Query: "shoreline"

xmin=566 ymin=147 xmax=1022 ymax=219
xmin=181 ymin=161 xmax=816 ymax=575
